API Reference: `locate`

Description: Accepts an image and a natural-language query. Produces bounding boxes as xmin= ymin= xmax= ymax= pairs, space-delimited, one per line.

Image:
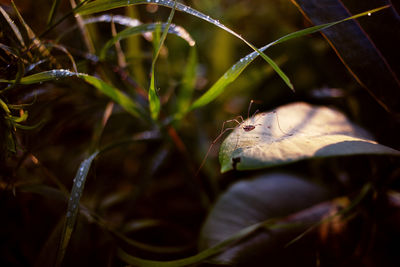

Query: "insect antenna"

xmin=272 ymin=110 xmax=289 ymax=135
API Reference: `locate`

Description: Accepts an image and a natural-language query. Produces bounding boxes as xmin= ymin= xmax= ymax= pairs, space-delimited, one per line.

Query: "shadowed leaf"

xmin=199 ymin=173 xmax=331 ymax=265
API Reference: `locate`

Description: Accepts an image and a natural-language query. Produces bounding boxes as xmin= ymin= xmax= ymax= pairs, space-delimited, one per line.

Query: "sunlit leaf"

xmin=220 ymin=102 xmax=400 ymax=172
xmin=189 ymin=6 xmax=388 ymax=111
xmin=291 ymin=0 xmax=400 ymax=112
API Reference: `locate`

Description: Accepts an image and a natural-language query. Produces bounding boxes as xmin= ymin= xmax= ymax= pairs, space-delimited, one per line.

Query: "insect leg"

xmin=220 ymin=118 xmax=242 ymax=135
xmin=196 ymin=126 xmax=237 ymax=177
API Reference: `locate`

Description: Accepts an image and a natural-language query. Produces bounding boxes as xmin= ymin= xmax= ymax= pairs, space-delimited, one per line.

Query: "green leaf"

xmin=56 ymin=151 xmax=99 ymax=266
xmin=0 ymin=69 xmax=77 ymax=84
xmin=220 ymin=102 xmax=400 ymax=172
xmin=0 ymin=70 xmax=144 ymax=119
xmin=148 ymin=1 xmax=177 ymax=121
xmin=100 ymin=22 xmax=195 ymax=60
xmin=78 ymin=74 xmax=143 ymax=118
xmin=189 ymin=6 xmax=388 ymax=111
xmin=76 ymin=0 xmax=293 ymax=90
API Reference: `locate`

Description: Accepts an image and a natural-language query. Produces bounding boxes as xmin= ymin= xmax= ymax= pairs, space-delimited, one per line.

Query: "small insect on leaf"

xmin=196 ymin=100 xmax=262 ymax=176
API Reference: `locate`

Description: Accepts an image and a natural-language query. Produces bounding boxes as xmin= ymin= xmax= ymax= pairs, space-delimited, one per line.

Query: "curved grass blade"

xmin=0 ymin=70 xmax=144 ymax=119
xmin=189 ymin=6 xmax=388 ymax=111
xmin=100 ymin=23 xmax=195 ymax=60
xmin=56 ymin=151 xmax=99 ymax=267
xmin=148 ymin=1 xmax=177 ymax=121
xmin=76 ymin=0 xmax=293 ymax=90
xmin=117 ymin=222 xmax=262 ymax=267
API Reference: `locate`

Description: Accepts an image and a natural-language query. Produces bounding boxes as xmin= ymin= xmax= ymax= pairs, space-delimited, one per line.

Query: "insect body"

xmin=243 ymin=125 xmax=256 ymax=132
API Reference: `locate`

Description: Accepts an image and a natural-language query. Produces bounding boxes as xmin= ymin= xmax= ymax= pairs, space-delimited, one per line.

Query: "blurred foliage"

xmin=1 ymin=0 xmax=400 ymax=266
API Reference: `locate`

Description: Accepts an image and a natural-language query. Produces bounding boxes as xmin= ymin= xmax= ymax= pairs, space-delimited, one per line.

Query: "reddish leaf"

xmin=291 ymin=0 xmax=400 ymax=112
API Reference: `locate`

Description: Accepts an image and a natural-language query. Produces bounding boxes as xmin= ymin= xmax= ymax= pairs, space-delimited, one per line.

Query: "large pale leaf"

xmin=220 ymin=102 xmax=400 ymax=172
xmin=291 ymin=0 xmax=400 ymax=112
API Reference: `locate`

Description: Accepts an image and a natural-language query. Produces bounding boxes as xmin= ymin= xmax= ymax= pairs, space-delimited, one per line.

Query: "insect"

xmin=196 ymin=100 xmax=262 ymax=176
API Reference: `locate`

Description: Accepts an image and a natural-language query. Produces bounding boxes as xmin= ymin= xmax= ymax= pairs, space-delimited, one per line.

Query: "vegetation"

xmin=1 ymin=0 xmax=399 ymax=266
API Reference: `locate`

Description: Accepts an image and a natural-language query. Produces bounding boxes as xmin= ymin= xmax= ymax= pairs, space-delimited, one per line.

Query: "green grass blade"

xmin=47 ymin=0 xmax=62 ymax=26
xmin=189 ymin=5 xmax=388 ymax=111
xmin=265 ymin=5 xmax=390 ymax=49
xmin=175 ymin=46 xmax=197 ymax=116
xmin=56 ymin=151 xmax=99 ymax=267
xmin=148 ymin=1 xmax=177 ymax=121
xmin=117 ymin=222 xmax=262 ymax=266
xmin=100 ymin=22 xmax=195 ymax=60
xmin=0 ymin=70 xmax=77 ymax=84
xmin=76 ymin=0 xmax=293 ymax=90
xmin=78 ymin=74 xmax=144 ymax=118
xmin=0 ymin=70 xmax=144 ymax=119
